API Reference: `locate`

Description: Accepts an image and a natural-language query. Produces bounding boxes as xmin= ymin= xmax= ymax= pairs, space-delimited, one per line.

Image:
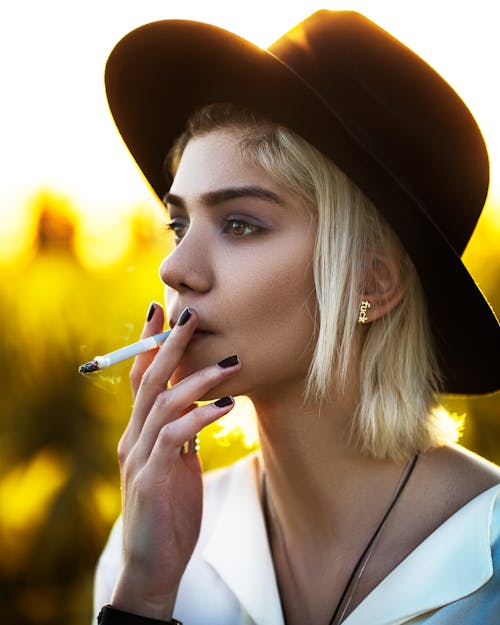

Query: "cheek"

xmin=167 ymin=237 xmax=318 ymax=396
xmin=224 ymin=247 xmax=318 ymax=389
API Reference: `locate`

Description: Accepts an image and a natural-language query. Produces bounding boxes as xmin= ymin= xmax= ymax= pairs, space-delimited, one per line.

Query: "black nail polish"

xmin=178 ymin=307 xmax=192 ymax=326
xmin=214 ymin=396 xmax=234 ymax=407
xmin=146 ymin=302 xmax=156 ymax=322
xmin=217 ymin=355 xmax=239 ymax=368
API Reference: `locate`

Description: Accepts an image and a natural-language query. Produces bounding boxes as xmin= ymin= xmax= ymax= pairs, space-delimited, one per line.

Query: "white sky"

xmin=0 ymin=0 xmax=498 ymax=227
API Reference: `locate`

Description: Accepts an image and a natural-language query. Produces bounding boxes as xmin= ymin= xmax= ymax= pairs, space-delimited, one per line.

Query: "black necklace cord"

xmin=261 ymin=452 xmax=420 ymax=625
xmin=329 ymin=452 xmax=419 ymax=625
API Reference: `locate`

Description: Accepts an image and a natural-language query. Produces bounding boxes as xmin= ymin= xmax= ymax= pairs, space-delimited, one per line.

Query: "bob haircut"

xmin=165 ymin=103 xmax=460 ymax=461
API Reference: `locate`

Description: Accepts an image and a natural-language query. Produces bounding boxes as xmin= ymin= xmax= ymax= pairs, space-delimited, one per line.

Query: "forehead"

xmin=169 ymin=129 xmax=285 ymax=198
xmin=166 ymin=129 xmax=316 ymax=225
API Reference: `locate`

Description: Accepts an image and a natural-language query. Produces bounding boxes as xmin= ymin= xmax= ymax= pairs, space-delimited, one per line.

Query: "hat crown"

xmin=269 ymin=11 xmax=489 ymax=256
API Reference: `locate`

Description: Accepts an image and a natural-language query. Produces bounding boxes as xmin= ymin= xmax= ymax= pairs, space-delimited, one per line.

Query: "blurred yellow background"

xmin=0 ymin=1 xmax=498 ymax=624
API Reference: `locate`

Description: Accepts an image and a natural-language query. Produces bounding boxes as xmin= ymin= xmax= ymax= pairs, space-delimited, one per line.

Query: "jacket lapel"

xmin=343 ymin=483 xmax=500 ymax=625
xmin=203 ymin=454 xmax=285 ymax=625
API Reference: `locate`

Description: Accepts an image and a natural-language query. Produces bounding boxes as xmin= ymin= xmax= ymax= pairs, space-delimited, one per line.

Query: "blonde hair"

xmin=166 ymin=104 xmax=460 ymax=460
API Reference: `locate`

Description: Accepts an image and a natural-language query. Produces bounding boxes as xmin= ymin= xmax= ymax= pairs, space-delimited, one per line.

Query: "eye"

xmin=166 ymin=219 xmax=188 ymax=243
xmin=223 ymin=218 xmax=262 ymax=237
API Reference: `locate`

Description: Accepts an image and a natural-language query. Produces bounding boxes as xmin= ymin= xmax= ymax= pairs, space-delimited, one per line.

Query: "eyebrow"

xmin=163 ymin=185 xmax=284 ymax=209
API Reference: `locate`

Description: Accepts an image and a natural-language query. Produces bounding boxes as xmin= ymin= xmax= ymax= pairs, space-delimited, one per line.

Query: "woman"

xmin=93 ymin=11 xmax=500 ymax=625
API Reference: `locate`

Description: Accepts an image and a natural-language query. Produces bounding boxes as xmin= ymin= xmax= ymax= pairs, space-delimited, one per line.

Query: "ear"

xmin=358 ymin=252 xmax=407 ymax=323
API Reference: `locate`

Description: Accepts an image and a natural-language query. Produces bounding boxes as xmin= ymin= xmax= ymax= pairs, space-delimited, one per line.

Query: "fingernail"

xmin=217 ymin=355 xmax=239 ymax=368
xmin=178 ymin=307 xmax=192 ymax=326
xmin=146 ymin=302 xmax=156 ymax=322
xmin=214 ymin=396 xmax=234 ymax=407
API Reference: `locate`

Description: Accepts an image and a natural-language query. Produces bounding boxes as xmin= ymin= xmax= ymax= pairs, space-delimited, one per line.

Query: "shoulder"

xmin=419 ymin=444 xmax=500 ymax=506
xmin=394 ymin=444 xmax=500 ymax=553
xmin=382 ymin=445 xmax=499 ymax=568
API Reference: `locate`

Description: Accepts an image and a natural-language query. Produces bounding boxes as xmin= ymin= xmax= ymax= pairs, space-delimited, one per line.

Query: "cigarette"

xmin=79 ymin=330 xmax=172 ymax=374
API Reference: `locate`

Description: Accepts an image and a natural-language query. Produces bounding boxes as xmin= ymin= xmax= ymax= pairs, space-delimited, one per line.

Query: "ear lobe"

xmin=359 ymin=254 xmax=407 ymax=323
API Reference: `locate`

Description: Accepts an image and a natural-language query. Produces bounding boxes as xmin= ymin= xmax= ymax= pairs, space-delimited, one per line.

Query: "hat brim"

xmin=105 ymin=18 xmax=500 ymax=394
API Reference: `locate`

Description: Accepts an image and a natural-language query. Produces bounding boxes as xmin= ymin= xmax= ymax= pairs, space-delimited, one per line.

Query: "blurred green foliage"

xmin=0 ymin=191 xmax=498 ymax=625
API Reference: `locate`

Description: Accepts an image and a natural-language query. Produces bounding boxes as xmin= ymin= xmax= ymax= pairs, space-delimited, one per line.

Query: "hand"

xmin=111 ymin=303 xmax=240 ymax=620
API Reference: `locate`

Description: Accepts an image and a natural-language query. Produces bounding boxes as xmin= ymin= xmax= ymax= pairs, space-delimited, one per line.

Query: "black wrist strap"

xmin=97 ymin=605 xmax=182 ymax=625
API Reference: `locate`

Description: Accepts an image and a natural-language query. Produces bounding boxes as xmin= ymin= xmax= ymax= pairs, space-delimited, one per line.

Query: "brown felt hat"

xmin=105 ymin=10 xmax=499 ymax=394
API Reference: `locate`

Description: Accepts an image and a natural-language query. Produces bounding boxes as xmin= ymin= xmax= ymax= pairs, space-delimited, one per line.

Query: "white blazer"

xmin=93 ymin=453 xmax=500 ymax=625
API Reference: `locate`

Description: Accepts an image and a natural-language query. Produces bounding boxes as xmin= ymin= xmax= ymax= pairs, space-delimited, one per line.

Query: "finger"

xmin=130 ymin=307 xmax=198 ymax=433
xmin=146 ymin=397 xmax=236 ymax=475
xmin=130 ymin=302 xmax=165 ymax=397
xmin=133 ymin=357 xmax=241 ymax=463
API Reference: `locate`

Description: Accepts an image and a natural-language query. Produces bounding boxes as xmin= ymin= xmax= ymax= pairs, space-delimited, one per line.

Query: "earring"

xmin=358 ymin=300 xmax=371 ymax=324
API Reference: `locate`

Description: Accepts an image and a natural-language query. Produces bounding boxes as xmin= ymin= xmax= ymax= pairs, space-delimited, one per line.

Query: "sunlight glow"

xmin=0 ymin=0 xmax=498 ymax=265
xmin=74 ymin=213 xmax=133 ymax=271
xmin=0 ymin=197 xmax=37 ymax=266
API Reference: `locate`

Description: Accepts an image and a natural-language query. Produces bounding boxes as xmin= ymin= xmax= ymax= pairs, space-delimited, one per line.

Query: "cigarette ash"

xmin=79 ymin=360 xmax=100 ymax=374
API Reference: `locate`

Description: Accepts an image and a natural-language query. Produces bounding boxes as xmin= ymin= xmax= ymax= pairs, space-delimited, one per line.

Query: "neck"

xmin=250 ymin=381 xmax=410 ymax=544
xmin=249 ymin=381 xmax=417 ymax=625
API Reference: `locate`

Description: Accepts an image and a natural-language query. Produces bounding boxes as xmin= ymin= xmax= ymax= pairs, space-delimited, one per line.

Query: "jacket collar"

xmin=203 ymin=454 xmax=285 ymax=625
xmin=344 ymin=482 xmax=500 ymax=625
xmin=203 ymin=454 xmax=499 ymax=625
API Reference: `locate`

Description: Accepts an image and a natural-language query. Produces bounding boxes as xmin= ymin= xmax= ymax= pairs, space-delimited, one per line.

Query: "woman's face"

xmin=160 ymin=129 xmax=317 ymax=401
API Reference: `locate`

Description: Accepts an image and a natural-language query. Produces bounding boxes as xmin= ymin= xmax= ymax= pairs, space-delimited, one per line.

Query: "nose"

xmin=159 ymin=229 xmax=213 ymax=294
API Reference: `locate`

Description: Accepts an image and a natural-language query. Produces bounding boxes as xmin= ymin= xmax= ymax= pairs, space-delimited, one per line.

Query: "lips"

xmin=186 ymin=328 xmax=213 ymax=347
xmin=191 ymin=330 xmax=213 ymax=341
xmin=192 ymin=329 xmax=212 ymax=337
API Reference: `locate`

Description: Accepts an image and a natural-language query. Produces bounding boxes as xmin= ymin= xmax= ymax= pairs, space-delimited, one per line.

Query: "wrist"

xmin=111 ymin=572 xmax=179 ymax=621
xmin=98 ymin=605 xmax=182 ymax=624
